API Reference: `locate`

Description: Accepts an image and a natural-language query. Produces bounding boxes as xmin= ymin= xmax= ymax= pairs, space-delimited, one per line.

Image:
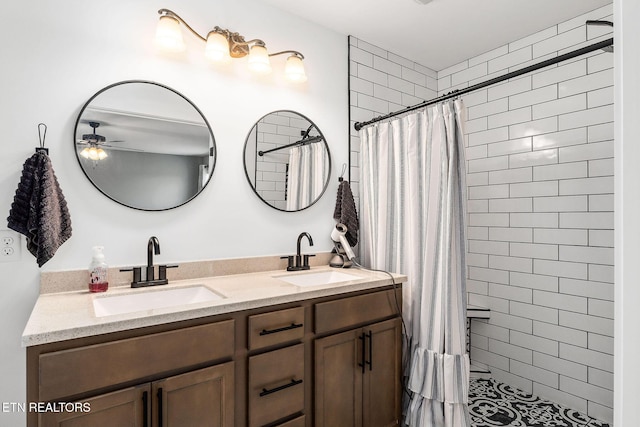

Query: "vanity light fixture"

xmin=155 ymin=9 xmax=307 ymax=83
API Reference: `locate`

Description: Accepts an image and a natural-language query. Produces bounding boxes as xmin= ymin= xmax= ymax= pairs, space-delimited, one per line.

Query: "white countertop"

xmin=22 ymin=266 xmax=405 ymax=347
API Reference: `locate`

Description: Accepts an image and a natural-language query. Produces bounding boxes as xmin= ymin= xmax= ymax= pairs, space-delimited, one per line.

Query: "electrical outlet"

xmin=0 ymin=229 xmax=21 ymax=262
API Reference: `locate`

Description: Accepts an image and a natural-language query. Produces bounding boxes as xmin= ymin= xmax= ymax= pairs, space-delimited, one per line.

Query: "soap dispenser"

xmin=89 ymin=246 xmax=109 ymax=293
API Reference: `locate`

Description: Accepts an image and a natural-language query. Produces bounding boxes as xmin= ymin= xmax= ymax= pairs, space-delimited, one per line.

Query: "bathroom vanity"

xmin=23 ymin=262 xmax=405 ymax=427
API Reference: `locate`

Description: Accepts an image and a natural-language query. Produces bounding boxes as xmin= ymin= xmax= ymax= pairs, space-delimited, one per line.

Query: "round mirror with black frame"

xmin=243 ymin=110 xmax=331 ymax=212
xmin=74 ymin=80 xmax=216 ymax=211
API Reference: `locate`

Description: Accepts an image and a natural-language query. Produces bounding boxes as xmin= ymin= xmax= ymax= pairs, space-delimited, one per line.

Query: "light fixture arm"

xmin=269 ymin=50 xmax=304 ymax=60
xmin=243 ymin=39 xmax=266 ymax=47
xmin=158 ymin=8 xmax=207 ymax=42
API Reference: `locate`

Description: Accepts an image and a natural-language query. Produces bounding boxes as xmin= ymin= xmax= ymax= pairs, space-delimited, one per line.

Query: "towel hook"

xmin=36 ymin=123 xmax=49 ymax=154
xmin=338 ymin=163 xmax=347 ymax=182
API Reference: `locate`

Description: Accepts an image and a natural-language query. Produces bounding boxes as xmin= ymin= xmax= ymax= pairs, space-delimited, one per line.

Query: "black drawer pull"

xmin=259 ymin=322 xmax=303 ymax=336
xmin=259 ymin=378 xmax=303 ymax=397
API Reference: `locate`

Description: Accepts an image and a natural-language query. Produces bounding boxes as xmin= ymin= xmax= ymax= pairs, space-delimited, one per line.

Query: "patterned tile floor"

xmin=469 ymin=378 xmax=610 ymax=427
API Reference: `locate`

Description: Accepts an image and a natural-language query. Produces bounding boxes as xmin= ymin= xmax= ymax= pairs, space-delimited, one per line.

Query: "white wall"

xmin=0 ymin=1 xmax=347 ymax=425
xmin=614 ymin=0 xmax=640 ymax=425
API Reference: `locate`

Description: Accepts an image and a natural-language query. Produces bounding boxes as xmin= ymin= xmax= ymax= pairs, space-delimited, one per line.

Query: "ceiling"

xmin=77 ymin=110 xmax=211 ymax=157
xmin=257 ymin=0 xmax=612 ymax=71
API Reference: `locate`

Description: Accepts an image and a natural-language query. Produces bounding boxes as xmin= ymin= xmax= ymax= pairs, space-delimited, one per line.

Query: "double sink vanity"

xmin=23 ymin=78 xmax=401 ymax=426
xmin=18 ymin=64 xmax=400 ymax=426
xmin=23 ymin=255 xmax=405 ymax=427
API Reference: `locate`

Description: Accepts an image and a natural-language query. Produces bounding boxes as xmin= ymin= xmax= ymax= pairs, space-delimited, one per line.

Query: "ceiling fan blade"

xmin=101 ymin=143 xmax=145 ymax=152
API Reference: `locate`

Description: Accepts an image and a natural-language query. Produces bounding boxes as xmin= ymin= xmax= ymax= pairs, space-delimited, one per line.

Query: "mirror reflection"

xmin=244 ymin=110 xmax=331 ymax=211
xmin=74 ymin=81 xmax=216 ymax=211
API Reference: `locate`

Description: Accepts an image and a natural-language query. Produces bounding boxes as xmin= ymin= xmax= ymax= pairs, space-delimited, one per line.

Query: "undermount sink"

xmin=93 ymin=285 xmax=225 ymax=317
xmin=275 ymin=270 xmax=361 ymax=287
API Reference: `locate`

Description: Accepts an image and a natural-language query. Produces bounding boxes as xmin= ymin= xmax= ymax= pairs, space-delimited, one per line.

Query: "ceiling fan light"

xmin=248 ymin=44 xmax=272 ymax=74
xmin=97 ymin=148 xmax=108 ymax=160
xmin=80 ymin=147 xmax=91 ymax=159
xmin=88 ymin=147 xmax=100 ymax=161
xmin=205 ymin=32 xmax=232 ymax=63
xmin=285 ymin=55 xmax=307 ymax=83
xmin=155 ymin=15 xmax=186 ymax=52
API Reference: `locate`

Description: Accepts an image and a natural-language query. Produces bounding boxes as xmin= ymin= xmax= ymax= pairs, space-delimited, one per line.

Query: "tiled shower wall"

xmin=442 ymin=5 xmax=614 ymax=423
xmin=348 ymin=3 xmax=613 ymax=424
xmin=348 ymin=36 xmax=438 ymax=202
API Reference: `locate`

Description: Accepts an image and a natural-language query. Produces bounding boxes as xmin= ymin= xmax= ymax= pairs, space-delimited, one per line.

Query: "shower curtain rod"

xmin=353 ymin=37 xmax=613 ymax=131
xmin=258 ymin=135 xmax=324 ymax=156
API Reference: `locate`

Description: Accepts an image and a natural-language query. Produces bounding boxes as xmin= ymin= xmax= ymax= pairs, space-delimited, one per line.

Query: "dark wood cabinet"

xmin=37 ymin=320 xmax=235 ymax=402
xmin=362 ymin=318 xmax=403 ymax=427
xmin=28 ymin=285 xmax=402 ymax=427
xmin=39 ymin=384 xmax=149 ymax=427
xmin=315 ymin=327 xmax=363 ymax=427
xmin=315 ymin=318 xmax=402 ymax=427
xmin=38 ymin=363 xmax=234 ymax=427
xmin=153 ymin=362 xmax=235 ymax=427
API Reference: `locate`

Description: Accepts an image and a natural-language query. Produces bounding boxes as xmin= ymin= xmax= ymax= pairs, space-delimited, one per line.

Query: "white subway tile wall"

xmin=348 ymin=36 xmax=438 ymax=204
xmin=443 ymin=4 xmax=614 ymax=422
xmin=349 ymin=3 xmax=613 ymax=423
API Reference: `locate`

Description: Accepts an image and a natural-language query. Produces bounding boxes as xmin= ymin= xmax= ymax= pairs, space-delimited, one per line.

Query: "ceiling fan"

xmin=77 ymin=121 xmax=108 ymax=144
xmin=76 ymin=121 xmax=142 ymax=160
xmin=76 ymin=122 xmax=110 ymax=160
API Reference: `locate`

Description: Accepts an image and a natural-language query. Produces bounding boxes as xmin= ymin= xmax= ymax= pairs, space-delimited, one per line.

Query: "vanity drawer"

xmin=276 ymin=415 xmax=305 ymax=427
xmin=248 ymin=343 xmax=304 ymax=427
xmin=315 ymin=288 xmax=400 ymax=334
xmin=248 ymin=306 xmax=305 ymax=351
xmin=39 ymin=319 xmax=235 ymax=401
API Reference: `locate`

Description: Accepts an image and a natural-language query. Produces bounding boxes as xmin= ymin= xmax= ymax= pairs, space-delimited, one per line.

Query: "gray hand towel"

xmin=333 ymin=180 xmax=359 ymax=247
xmin=7 ymin=151 xmax=72 ymax=267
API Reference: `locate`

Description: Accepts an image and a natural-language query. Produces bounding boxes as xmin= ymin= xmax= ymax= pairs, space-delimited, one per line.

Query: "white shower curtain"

xmin=360 ymin=100 xmax=470 ymax=427
xmin=286 ymin=143 xmax=326 ymax=210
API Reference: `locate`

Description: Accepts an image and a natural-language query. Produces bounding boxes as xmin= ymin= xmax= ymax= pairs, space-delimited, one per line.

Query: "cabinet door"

xmin=314 ymin=328 xmax=363 ymax=427
xmin=153 ymin=362 xmax=234 ymax=427
xmin=39 ymin=384 xmax=150 ymax=427
xmin=362 ymin=318 xmax=402 ymax=427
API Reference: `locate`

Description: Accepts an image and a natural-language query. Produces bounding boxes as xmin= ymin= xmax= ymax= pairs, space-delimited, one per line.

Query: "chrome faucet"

xmin=147 ymin=236 xmax=160 ymax=281
xmin=282 ymin=232 xmax=315 ymax=271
